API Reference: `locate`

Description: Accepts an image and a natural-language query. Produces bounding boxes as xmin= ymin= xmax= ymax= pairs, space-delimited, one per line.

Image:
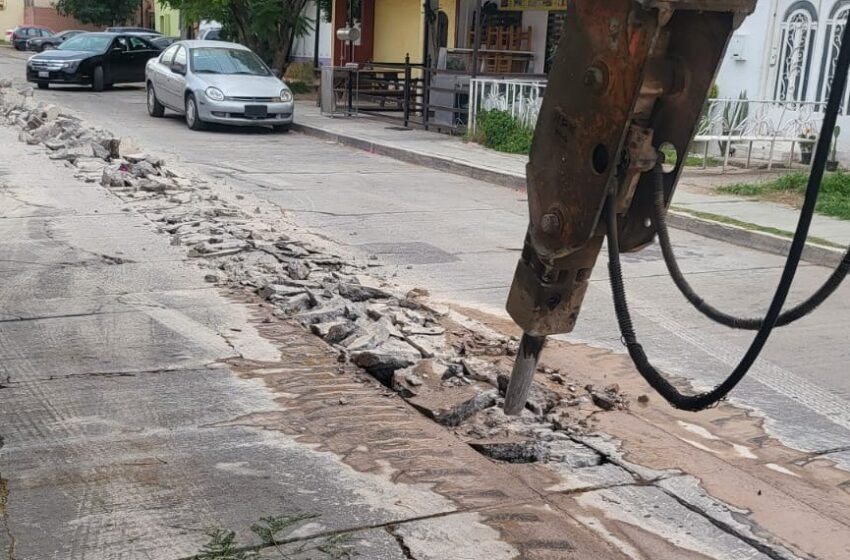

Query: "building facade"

xmin=2 ymin=0 xmax=118 ymax=36
xmin=154 ymin=3 xmax=181 ymax=37
xmin=712 ymin=0 xmax=850 ymax=157
xmin=291 ymin=0 xmax=333 ymax=65
xmin=1 ymin=0 xmax=24 ymax=37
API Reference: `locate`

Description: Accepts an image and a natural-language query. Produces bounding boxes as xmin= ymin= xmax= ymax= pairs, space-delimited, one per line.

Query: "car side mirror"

xmin=171 ymin=63 xmax=186 ymax=75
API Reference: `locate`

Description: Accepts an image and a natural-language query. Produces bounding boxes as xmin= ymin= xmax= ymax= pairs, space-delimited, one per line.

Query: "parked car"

xmin=145 ymin=40 xmax=293 ymax=131
xmin=26 ymin=29 xmax=85 ymax=52
xmin=10 ymin=26 xmax=53 ymax=50
xmin=26 ymin=32 xmax=161 ymax=91
xmin=198 ymin=28 xmax=222 ymax=41
xmin=105 ymin=27 xmax=161 ymax=34
xmin=151 ymin=36 xmax=179 ymax=50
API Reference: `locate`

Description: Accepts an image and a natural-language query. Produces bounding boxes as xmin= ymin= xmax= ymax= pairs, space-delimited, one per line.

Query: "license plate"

xmin=38 ymin=71 xmax=49 ymax=78
xmin=244 ymin=105 xmax=268 ymax=118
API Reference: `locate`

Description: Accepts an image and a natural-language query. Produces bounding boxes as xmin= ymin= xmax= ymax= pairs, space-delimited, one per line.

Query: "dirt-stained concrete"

xmin=453 ymin=305 xmax=850 ymax=559
xmin=1 ymin=80 xmax=846 ymax=560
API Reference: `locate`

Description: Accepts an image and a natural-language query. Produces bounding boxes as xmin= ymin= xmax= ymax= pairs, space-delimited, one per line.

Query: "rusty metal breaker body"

xmin=504 ymin=0 xmax=756 ymax=414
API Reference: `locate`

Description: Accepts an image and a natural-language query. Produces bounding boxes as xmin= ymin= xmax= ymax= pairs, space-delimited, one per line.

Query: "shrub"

xmin=284 ymin=61 xmax=317 ymax=85
xmin=472 ymin=110 xmax=534 ymax=154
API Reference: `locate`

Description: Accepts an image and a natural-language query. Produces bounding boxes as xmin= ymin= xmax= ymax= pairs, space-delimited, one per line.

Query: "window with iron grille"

xmin=774 ymin=2 xmax=818 ymax=103
xmin=818 ymin=2 xmax=850 ymax=111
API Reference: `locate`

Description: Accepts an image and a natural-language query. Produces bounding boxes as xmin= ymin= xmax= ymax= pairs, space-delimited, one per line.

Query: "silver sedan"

xmin=144 ymin=40 xmax=294 ymax=131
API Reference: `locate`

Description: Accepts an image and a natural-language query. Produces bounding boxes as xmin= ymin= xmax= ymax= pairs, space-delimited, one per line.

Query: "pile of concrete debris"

xmin=0 ymin=83 xmax=628 ymax=466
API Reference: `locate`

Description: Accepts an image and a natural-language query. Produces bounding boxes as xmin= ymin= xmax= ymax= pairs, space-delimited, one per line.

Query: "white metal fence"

xmin=467 ymin=79 xmax=837 ymax=172
xmin=694 ymin=98 xmax=826 ymax=171
xmin=468 ymin=77 xmax=547 ymax=134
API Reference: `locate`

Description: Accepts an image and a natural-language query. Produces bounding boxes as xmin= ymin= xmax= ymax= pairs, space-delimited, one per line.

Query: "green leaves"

xmin=54 ymin=0 xmax=138 ymax=26
xmin=160 ymin=0 xmax=313 ymax=74
xmin=193 ymin=513 xmax=353 ymax=559
xmin=473 ymin=110 xmax=534 ymax=155
xmin=195 ymin=528 xmax=261 ymax=560
xmin=249 ymin=513 xmax=320 ymax=545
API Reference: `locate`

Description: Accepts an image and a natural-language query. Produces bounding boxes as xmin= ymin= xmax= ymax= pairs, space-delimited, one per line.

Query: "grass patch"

xmin=671 ymin=206 xmax=844 ymax=249
xmin=469 ymin=110 xmax=534 ymax=154
xmin=684 ymin=154 xmax=722 ymax=167
xmin=718 ymin=171 xmax=850 ymax=220
xmin=660 ymin=145 xmax=722 ymax=168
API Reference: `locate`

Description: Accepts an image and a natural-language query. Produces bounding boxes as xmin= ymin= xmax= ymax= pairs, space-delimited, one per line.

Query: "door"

xmin=164 ymin=45 xmax=188 ymax=110
xmin=105 ymin=36 xmax=132 ymax=83
xmin=153 ymin=44 xmax=178 ymax=105
xmin=126 ymin=36 xmax=157 ymax=82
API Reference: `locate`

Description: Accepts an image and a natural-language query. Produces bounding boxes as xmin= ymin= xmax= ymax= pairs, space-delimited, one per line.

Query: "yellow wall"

xmin=372 ymin=0 xmax=457 ymax=64
xmin=442 ymin=0 xmax=457 ymax=49
xmin=0 ymin=0 xmax=25 ymax=41
xmin=373 ymin=0 xmax=422 ymax=63
xmin=154 ymin=4 xmax=181 ymax=37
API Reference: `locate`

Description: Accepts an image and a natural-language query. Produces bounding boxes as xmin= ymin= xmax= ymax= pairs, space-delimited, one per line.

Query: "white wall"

xmin=521 ymin=10 xmax=548 ymax=75
xmin=291 ymin=1 xmax=333 ymax=64
xmin=714 ymin=0 xmax=850 ymax=159
xmin=715 ymin=0 xmax=775 ymax=99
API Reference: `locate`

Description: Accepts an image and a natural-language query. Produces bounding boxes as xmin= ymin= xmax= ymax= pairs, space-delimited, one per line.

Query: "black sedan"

xmin=26 ymin=32 xmax=161 ymax=91
xmin=26 ymin=30 xmax=85 ymax=52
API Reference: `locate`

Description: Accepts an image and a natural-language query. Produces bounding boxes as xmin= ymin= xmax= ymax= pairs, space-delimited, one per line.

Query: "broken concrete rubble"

xmin=0 ymin=81 xmax=642 ymax=531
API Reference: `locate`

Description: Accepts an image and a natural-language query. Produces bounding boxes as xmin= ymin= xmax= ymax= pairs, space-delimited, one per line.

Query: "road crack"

xmin=386 ymin=524 xmax=417 ymax=560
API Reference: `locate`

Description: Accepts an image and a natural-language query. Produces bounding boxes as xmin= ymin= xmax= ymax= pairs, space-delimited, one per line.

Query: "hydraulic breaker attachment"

xmin=504 ymin=0 xmax=756 ymax=415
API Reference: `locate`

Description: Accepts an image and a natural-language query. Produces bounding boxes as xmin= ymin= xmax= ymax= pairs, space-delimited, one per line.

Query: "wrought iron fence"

xmin=468 ymin=77 xmax=547 ymax=133
xmin=693 ymin=98 xmax=826 ymax=171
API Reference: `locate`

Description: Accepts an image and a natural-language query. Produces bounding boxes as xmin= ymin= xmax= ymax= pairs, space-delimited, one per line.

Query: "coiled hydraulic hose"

xmin=605 ymin=14 xmax=850 ymax=411
xmin=651 ymin=164 xmax=850 ymax=330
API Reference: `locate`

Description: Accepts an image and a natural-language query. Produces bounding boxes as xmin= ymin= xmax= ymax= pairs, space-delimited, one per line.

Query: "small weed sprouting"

xmin=193 ymin=514 xmax=354 ymax=560
xmin=195 ymin=528 xmax=258 ymax=560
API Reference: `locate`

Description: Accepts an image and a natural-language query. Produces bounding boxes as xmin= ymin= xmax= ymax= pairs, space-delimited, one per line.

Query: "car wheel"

xmin=37 ymin=83 xmax=49 ymax=90
xmin=274 ymin=124 xmax=291 ymax=133
xmin=185 ymin=94 xmax=205 ymax=131
xmin=147 ymin=83 xmax=165 ymax=118
xmin=92 ymin=66 xmax=105 ymax=92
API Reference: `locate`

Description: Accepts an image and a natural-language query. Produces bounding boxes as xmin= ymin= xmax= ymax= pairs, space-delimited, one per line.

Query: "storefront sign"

xmin=499 ymin=0 xmax=568 ymax=10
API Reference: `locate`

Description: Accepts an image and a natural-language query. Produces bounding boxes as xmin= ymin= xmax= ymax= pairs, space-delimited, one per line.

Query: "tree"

xmin=55 ymin=0 xmax=139 ymax=27
xmin=161 ymin=0 xmax=314 ymax=76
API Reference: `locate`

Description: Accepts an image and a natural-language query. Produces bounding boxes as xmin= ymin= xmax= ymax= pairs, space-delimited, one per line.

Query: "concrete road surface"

xmin=1 ymin=48 xmax=849 ymax=559
xmin=0 ymin=50 xmax=844 ymax=465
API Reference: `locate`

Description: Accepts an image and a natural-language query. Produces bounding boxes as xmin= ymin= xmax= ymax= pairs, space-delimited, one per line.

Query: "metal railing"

xmin=693 ymin=98 xmax=826 ymax=172
xmin=468 ymin=77 xmax=547 ymax=133
xmin=323 ymin=57 xmax=548 ymax=134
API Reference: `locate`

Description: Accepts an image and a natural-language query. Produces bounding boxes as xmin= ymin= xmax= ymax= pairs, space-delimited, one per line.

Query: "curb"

xmin=291 ymin=120 xmax=527 ymax=190
xmin=293 ymin=119 xmax=845 ymax=268
xmin=667 ymin=211 xmax=844 ymax=268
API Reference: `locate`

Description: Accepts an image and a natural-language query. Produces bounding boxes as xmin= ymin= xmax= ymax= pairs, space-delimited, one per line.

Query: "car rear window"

xmin=190 ymin=48 xmax=270 ymax=76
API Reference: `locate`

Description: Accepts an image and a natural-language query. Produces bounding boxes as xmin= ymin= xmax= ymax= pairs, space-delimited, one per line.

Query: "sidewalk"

xmin=294 ymin=102 xmax=850 ymax=265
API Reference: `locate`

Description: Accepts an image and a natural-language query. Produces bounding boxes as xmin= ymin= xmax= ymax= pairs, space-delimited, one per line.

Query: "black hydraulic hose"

xmin=605 ymin=14 xmax=850 ymax=412
xmin=652 ymin=164 xmax=850 ymax=330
